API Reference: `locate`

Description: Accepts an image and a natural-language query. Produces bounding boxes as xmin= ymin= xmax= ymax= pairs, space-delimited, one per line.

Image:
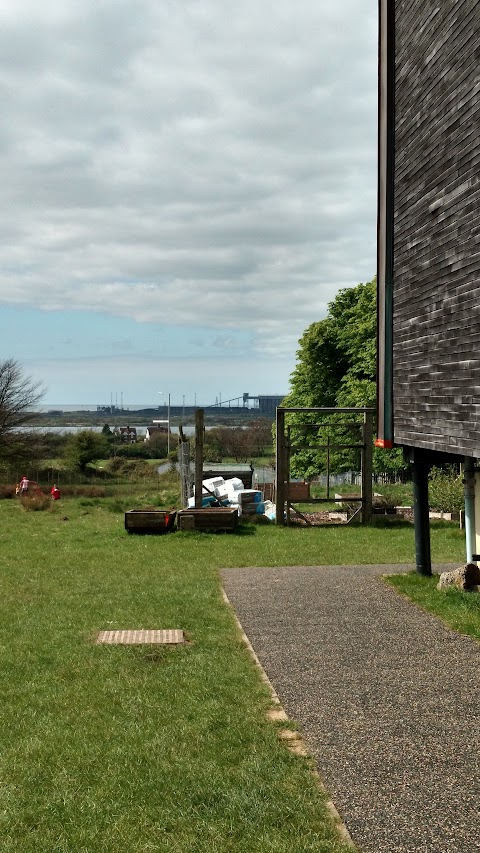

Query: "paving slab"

xmin=222 ymin=564 xmax=480 ymax=853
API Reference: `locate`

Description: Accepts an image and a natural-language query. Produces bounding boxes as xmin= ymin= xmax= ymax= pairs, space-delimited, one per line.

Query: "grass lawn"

xmin=385 ymin=571 xmax=480 ymax=641
xmin=0 ymin=500 xmax=465 ymax=852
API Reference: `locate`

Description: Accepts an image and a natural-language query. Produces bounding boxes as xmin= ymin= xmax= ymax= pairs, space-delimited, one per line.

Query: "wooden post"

xmin=361 ymin=411 xmax=373 ymax=523
xmin=194 ymin=408 xmax=204 ymax=509
xmin=286 ymin=425 xmax=291 ymax=525
xmin=275 ymin=408 xmax=286 ymax=525
xmin=178 ymin=439 xmax=191 ymax=508
xmin=326 ymin=434 xmax=330 ymax=499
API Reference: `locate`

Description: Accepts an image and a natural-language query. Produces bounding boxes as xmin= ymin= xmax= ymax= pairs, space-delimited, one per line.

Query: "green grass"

xmin=303 ymin=482 xmax=414 ymax=514
xmin=0 ymin=501 xmax=465 ymax=852
xmin=385 ymin=571 xmax=480 ymax=641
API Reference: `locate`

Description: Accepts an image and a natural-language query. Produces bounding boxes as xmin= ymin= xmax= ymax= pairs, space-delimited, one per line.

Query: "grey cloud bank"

xmin=1 ymin=0 xmax=377 ymax=364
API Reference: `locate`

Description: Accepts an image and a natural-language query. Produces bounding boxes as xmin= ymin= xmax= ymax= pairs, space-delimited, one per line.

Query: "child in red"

xmin=50 ymin=484 xmax=61 ymax=500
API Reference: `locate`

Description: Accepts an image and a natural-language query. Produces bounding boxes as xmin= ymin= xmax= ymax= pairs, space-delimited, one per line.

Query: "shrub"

xmin=114 ymin=444 xmax=152 ymax=460
xmin=373 ymin=494 xmax=397 ymax=511
xmin=106 ymin=499 xmax=126 ymax=513
xmin=114 ymin=434 xmax=169 ymax=460
xmin=107 ymin=459 xmax=157 ymax=480
xmin=0 ymin=484 xmax=16 ymax=499
xmin=428 ymin=466 xmax=464 ymax=513
xmin=58 ymin=485 xmax=106 ymax=497
xmin=20 ymin=493 xmax=51 ymax=511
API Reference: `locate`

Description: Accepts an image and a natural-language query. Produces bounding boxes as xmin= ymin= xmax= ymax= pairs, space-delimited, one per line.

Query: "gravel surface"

xmin=222 ymin=564 xmax=480 ymax=853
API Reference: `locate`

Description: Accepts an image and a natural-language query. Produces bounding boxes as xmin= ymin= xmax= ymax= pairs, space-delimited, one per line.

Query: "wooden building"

xmin=377 ymin=0 xmax=480 ymax=571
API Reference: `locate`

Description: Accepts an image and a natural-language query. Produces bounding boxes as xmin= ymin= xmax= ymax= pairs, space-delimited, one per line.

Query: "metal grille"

xmin=96 ymin=629 xmax=184 ymax=645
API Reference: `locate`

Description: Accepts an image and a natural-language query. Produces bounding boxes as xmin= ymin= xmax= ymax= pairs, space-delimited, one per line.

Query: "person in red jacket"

xmin=50 ymin=484 xmax=61 ymax=500
xmin=18 ymin=476 xmax=29 ymax=495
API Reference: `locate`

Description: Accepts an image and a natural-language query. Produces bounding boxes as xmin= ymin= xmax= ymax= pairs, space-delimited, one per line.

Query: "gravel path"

xmin=222 ymin=564 xmax=480 ymax=853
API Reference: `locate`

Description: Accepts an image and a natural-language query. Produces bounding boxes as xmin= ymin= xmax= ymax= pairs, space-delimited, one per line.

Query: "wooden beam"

xmin=362 ymin=410 xmax=373 ymax=523
xmin=194 ymin=408 xmax=204 ymax=509
xmin=275 ymin=408 xmax=286 ymax=525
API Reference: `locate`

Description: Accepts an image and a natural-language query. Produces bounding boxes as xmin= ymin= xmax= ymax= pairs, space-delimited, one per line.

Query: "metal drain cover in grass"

xmin=96 ymin=629 xmax=184 ymax=645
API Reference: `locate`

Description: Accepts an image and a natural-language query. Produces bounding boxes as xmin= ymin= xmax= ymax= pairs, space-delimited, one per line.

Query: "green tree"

xmin=283 ymin=278 xmax=406 ymax=478
xmin=203 ymin=422 xmax=274 ymax=463
xmin=146 ymin=432 xmax=169 ymax=458
xmin=64 ymin=430 xmax=110 ymax=474
xmin=284 ymin=279 xmax=376 ymax=411
xmin=101 ymin=423 xmax=114 ymax=443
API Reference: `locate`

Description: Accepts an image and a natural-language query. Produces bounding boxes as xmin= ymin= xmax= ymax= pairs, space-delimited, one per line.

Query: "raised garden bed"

xmin=125 ymin=509 xmax=176 ymax=534
xmin=176 ymin=507 xmax=239 ymax=531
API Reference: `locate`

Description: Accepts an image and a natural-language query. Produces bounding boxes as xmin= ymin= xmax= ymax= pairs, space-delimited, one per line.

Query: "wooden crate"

xmin=125 ymin=509 xmax=176 ymax=534
xmin=177 ymin=507 xmax=238 ymax=531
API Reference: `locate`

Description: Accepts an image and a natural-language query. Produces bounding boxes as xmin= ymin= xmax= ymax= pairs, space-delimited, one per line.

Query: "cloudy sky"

xmin=1 ymin=0 xmax=377 ymax=408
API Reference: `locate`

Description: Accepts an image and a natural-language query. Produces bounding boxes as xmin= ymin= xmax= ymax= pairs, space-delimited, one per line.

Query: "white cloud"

xmin=0 ymin=0 xmax=377 ymax=357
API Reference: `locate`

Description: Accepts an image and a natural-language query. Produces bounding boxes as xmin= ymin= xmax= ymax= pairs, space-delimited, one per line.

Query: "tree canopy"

xmin=284 ymin=279 xmax=376 ymax=411
xmin=64 ymin=430 xmax=111 ymax=474
xmin=283 ymin=278 xmax=405 ymax=478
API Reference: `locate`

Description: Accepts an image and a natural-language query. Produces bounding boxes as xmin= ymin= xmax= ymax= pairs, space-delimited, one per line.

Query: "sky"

xmin=0 ymin=0 xmax=377 ymax=408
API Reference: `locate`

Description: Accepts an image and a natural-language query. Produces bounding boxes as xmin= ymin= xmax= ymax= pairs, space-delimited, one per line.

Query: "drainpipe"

xmin=463 ymin=457 xmax=476 ymax=564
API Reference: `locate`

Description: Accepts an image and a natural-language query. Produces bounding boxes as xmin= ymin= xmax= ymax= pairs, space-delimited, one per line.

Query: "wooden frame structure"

xmin=275 ymin=408 xmax=373 ymax=526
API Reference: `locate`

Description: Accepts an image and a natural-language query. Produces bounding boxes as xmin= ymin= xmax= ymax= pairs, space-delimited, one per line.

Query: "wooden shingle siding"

xmin=392 ymin=0 xmax=480 ymax=456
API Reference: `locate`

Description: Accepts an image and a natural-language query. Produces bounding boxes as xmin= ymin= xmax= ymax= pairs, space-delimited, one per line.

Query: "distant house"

xmin=144 ymin=422 xmax=169 ymax=442
xmin=118 ymin=426 xmax=137 ymax=444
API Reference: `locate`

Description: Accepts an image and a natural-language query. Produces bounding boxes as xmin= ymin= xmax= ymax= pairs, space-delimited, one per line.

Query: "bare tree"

xmin=0 ymin=359 xmax=45 ymax=471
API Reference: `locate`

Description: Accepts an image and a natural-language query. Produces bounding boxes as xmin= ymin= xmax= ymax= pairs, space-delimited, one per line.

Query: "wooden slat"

xmin=392 ymin=0 xmax=480 ymax=457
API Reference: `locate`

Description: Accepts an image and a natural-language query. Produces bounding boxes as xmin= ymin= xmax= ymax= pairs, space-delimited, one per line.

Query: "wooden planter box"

xmin=125 ymin=509 xmax=176 ymax=534
xmin=177 ymin=507 xmax=238 ymax=532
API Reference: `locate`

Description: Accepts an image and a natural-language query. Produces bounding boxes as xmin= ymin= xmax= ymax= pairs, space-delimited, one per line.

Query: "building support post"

xmin=463 ymin=457 xmax=476 ymax=564
xmin=411 ymin=454 xmax=432 ymax=575
xmin=474 ymin=469 xmax=480 ymax=564
xmin=275 ymin=408 xmax=286 ymax=525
